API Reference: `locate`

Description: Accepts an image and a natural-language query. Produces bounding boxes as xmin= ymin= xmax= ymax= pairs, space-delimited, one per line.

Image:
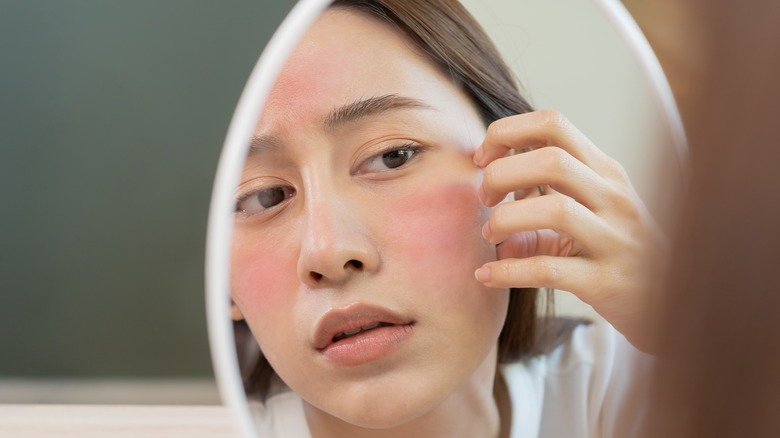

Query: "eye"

xmin=236 ymin=186 xmax=295 ymax=216
xmin=358 ymin=144 xmax=422 ymax=174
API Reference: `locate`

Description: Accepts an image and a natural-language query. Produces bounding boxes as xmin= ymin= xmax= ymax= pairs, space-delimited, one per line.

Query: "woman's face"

xmin=231 ymin=8 xmax=509 ymax=429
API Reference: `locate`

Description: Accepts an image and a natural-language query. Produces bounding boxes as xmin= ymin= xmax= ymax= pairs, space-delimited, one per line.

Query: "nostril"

xmin=307 ymin=261 xmax=363 ymax=283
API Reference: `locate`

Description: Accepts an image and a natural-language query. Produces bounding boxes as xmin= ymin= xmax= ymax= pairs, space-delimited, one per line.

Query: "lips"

xmin=313 ymin=303 xmax=414 ymax=350
xmin=332 ymin=321 xmax=395 ymax=343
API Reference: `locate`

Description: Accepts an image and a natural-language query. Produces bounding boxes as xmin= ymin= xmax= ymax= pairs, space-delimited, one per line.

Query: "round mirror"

xmin=207 ymin=0 xmax=686 ymax=436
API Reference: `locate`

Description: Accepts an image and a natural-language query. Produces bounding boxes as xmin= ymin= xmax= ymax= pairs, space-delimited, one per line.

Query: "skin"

xmin=232 ymin=9 xmax=507 ymax=438
xmin=474 ymin=110 xmax=669 ymax=352
xmin=231 ymin=4 xmax=667 ymax=438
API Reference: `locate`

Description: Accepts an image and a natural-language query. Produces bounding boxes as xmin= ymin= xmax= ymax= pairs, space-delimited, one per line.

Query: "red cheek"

xmin=231 ymin=241 xmax=298 ymax=318
xmin=379 ymin=181 xmax=490 ymax=269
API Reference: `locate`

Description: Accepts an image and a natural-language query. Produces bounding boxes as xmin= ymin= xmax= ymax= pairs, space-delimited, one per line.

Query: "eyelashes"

xmin=235 ymin=141 xmax=427 ymax=219
xmin=355 ymin=142 xmax=424 ymax=175
xmin=235 ymin=184 xmax=295 ymax=217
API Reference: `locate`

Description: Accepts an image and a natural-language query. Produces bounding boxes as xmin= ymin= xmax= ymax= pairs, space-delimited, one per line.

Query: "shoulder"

xmin=502 ymin=321 xmax=654 ymax=438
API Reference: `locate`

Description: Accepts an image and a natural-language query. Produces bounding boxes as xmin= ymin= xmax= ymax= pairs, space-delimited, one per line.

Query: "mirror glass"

xmin=208 ymin=0 xmax=686 ymax=436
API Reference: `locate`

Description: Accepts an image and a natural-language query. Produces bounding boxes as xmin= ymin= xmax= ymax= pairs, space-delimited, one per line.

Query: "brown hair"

xmin=238 ymin=0 xmax=570 ymax=398
xmin=644 ymin=1 xmax=780 ymax=436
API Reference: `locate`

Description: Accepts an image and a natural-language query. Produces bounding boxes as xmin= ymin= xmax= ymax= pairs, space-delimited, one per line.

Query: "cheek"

xmin=379 ymin=180 xmax=493 ymax=272
xmin=231 ymin=237 xmax=298 ymax=322
xmin=378 ymin=177 xmax=507 ymax=357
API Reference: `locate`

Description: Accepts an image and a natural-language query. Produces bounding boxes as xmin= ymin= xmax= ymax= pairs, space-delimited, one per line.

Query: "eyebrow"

xmin=248 ymin=94 xmax=432 ymax=157
xmin=324 ymin=94 xmax=432 ymax=128
xmin=248 ymin=133 xmax=281 ymax=157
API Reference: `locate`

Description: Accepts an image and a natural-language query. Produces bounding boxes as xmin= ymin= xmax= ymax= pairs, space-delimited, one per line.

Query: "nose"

xmin=296 ymin=189 xmax=380 ymax=287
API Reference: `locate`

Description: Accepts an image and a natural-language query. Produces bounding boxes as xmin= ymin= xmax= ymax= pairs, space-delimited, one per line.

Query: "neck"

xmin=304 ymin=347 xmax=506 ymax=438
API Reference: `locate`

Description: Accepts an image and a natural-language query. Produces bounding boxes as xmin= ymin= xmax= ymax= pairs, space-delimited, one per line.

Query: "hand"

xmin=473 ymin=109 xmax=669 ymax=353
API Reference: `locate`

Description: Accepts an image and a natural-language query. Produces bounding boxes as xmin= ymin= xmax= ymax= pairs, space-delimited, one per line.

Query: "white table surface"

xmin=0 ymin=404 xmax=236 ymax=437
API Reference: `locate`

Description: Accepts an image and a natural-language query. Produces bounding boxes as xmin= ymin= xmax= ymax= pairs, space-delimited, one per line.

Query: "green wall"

xmin=0 ymin=1 xmax=296 ymax=378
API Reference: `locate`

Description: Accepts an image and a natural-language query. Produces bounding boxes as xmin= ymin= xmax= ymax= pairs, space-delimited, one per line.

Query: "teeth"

xmin=332 ymin=322 xmax=389 ymax=343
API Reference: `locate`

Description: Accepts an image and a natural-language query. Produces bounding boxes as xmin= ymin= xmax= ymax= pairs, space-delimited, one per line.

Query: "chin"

xmin=317 ymin=383 xmax=444 ymax=430
xmin=331 ymin=398 xmax=430 ymax=430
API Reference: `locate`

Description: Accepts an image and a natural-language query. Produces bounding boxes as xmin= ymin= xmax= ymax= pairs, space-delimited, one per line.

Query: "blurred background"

xmin=0 ymin=0 xmax=683 ymax=404
xmin=1 ymin=0 xmax=297 ymax=403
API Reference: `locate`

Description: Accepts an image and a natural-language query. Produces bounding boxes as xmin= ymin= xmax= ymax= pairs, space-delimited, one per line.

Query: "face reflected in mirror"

xmin=210 ymin=0 xmax=688 ymax=435
xmin=229 ymin=4 xmax=515 ymax=434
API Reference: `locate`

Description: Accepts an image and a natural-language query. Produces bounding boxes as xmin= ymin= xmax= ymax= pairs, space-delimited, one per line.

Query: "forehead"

xmin=257 ymin=8 xmax=475 ymax=135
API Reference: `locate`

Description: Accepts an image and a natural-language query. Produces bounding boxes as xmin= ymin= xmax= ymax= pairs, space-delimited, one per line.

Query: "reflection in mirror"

xmin=217 ymin=0 xmax=685 ymax=436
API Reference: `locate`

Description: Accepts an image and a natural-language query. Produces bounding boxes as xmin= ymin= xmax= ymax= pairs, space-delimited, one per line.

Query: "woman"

xmin=230 ymin=1 xmax=663 ymax=436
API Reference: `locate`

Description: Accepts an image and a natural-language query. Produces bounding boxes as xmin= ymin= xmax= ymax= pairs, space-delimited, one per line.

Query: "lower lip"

xmin=319 ymin=324 xmax=414 ymax=367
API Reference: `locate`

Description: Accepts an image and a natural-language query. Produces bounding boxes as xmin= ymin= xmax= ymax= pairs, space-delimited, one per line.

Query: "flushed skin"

xmin=230 ymin=3 xmax=667 ymax=437
xmin=231 ymin=9 xmax=508 ymax=437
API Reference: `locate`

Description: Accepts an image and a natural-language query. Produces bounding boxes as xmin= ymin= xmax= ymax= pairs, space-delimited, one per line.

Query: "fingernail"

xmin=478 ymin=185 xmax=487 ymax=204
xmin=481 ymin=221 xmax=491 ymax=240
xmin=473 ymin=146 xmax=484 ymax=166
xmin=475 ymin=266 xmax=491 ymax=283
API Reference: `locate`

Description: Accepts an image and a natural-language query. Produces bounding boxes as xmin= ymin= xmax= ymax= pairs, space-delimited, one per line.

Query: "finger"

xmin=512 ymin=185 xmax=543 ymax=201
xmin=474 ymin=256 xmax=602 ymax=303
xmin=483 ymin=194 xmax=616 ymax=256
xmin=495 ymin=229 xmax=563 ymax=259
xmin=473 ymin=109 xmax=624 ymax=180
xmin=480 ymin=146 xmax=615 ymax=209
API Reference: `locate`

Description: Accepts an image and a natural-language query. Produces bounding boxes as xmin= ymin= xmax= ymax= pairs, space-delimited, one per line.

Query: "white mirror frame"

xmin=206 ymin=0 xmax=687 ymax=436
xmin=206 ymin=1 xmax=332 ymax=436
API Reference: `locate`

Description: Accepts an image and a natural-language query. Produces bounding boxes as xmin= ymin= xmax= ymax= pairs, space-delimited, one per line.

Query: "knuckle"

xmin=540 ymin=146 xmax=572 ymax=172
xmin=605 ymin=185 xmax=642 ymax=220
xmin=607 ymin=158 xmax=630 ymax=182
xmin=607 ymin=185 xmax=631 ymax=207
xmin=486 ymin=118 xmax=509 ymax=140
xmin=498 ymin=261 xmax=520 ymax=283
xmin=621 ymin=195 xmax=644 ymax=223
xmin=538 ymin=109 xmax=569 ymax=131
xmin=550 ymin=194 xmax=578 ymax=223
xmin=483 ymin=161 xmax=502 ymax=188
xmin=533 ymin=258 xmax=560 ymax=283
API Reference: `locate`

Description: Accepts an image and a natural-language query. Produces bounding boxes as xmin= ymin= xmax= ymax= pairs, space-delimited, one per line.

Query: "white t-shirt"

xmin=249 ymin=321 xmax=653 ymax=437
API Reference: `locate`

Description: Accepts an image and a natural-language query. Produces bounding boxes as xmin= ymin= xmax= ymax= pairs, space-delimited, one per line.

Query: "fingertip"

xmin=483 ymin=195 xmax=502 ymax=208
xmin=475 ymin=266 xmax=491 ymax=283
xmin=473 ymin=145 xmax=485 ymax=167
xmin=481 ymin=221 xmax=492 ymax=241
